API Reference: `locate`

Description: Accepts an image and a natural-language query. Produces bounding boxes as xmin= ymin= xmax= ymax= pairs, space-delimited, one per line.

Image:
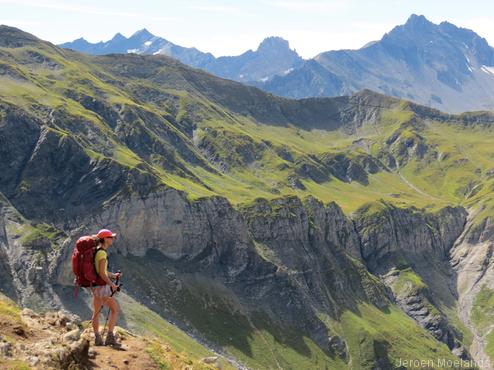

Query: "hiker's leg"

xmin=92 ymin=295 xmax=103 ymax=334
xmin=106 ymin=297 xmax=119 ymax=333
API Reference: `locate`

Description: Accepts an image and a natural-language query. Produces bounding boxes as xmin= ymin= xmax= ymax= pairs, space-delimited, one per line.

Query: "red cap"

xmin=97 ymin=229 xmax=117 ymax=239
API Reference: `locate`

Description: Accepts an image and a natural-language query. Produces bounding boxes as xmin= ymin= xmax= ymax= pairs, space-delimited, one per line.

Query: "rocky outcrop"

xmin=197 ymin=128 xmax=268 ymax=171
xmin=290 ymin=152 xmax=386 ymax=187
xmin=353 ymin=202 xmax=470 ymax=355
xmin=449 ymin=212 xmax=494 ymax=368
xmin=353 ymin=202 xmax=467 ymax=274
xmin=383 ymin=268 xmax=468 ymax=358
xmin=0 ymin=195 xmax=66 ymax=309
xmin=0 ymin=308 xmax=89 ymax=370
xmin=0 ymin=299 xmax=218 ymax=370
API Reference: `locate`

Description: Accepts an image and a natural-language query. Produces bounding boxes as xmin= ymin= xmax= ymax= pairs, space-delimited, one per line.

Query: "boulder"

xmin=202 ymin=356 xmax=218 ymax=364
xmin=63 ymin=328 xmax=81 ymax=343
xmin=0 ymin=341 xmax=13 ymax=357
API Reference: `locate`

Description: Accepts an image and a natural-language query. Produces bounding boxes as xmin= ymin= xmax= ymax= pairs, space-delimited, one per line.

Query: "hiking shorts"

xmin=92 ymin=285 xmax=112 ymax=299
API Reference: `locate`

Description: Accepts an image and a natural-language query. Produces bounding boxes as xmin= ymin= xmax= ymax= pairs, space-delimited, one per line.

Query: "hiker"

xmin=91 ymin=229 xmax=121 ymax=346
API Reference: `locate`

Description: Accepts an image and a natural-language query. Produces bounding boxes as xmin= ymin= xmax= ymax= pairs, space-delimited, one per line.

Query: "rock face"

xmin=43 ymin=190 xmax=472 ymax=362
xmin=383 ymin=268 xmax=468 ymax=358
xmin=53 ymin=191 xmax=387 ymax=355
xmin=203 ymin=36 xmax=304 ymax=83
xmin=353 ymin=202 xmax=467 ymax=274
xmin=352 ymin=202 xmax=472 ymax=356
xmin=450 ymin=214 xmax=494 ymax=367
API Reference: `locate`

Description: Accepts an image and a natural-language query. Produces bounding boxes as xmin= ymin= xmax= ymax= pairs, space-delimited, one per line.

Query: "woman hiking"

xmin=91 ymin=229 xmax=121 ymax=346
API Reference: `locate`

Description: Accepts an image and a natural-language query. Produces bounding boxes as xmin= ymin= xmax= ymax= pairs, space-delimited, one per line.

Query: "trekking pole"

xmin=102 ymin=270 xmax=122 ymax=335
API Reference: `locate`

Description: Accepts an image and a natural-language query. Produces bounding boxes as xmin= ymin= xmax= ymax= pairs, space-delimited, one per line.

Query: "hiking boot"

xmin=94 ymin=333 xmax=103 ymax=346
xmin=104 ymin=331 xmax=117 ymax=346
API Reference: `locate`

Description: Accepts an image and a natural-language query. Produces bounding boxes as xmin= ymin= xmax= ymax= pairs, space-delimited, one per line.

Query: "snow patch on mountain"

xmin=481 ymin=65 xmax=494 ymax=76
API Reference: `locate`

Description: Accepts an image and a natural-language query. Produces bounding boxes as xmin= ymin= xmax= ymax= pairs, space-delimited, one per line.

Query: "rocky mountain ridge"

xmin=60 ymin=31 xmax=303 ymax=84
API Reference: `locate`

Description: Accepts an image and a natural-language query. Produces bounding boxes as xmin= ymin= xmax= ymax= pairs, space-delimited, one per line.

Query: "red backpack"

xmin=72 ymin=236 xmax=106 ymax=287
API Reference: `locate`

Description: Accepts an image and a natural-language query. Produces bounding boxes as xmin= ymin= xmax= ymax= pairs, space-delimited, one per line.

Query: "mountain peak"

xmin=131 ymin=28 xmax=154 ymax=39
xmin=405 ymin=14 xmax=433 ymax=27
xmin=257 ymin=36 xmax=291 ymax=53
xmin=111 ymin=32 xmax=126 ymax=42
xmin=383 ymin=14 xmax=437 ymax=42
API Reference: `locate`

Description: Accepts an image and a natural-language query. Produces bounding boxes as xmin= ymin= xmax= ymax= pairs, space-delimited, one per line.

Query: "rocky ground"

xmin=0 ymin=303 xmax=223 ymax=369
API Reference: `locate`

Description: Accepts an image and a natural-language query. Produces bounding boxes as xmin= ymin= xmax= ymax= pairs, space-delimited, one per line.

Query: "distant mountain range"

xmin=60 ymin=14 xmax=494 ymax=112
xmin=272 ymin=14 xmax=494 ymax=113
xmin=60 ymin=31 xmax=303 ymax=84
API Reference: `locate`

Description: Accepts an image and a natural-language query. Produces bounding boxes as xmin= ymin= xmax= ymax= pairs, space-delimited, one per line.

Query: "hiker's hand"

xmin=114 ymin=271 xmax=122 ymax=279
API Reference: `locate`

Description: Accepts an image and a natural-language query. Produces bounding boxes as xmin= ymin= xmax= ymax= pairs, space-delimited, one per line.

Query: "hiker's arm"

xmin=98 ymin=259 xmax=117 ymax=290
xmin=108 ymin=271 xmax=121 ymax=279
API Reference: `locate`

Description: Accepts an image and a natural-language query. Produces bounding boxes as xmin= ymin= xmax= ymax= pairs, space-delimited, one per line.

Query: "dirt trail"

xmin=86 ymin=332 xmax=159 ymax=370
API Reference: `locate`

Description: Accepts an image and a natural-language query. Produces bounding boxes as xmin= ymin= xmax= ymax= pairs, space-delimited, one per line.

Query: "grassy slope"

xmin=120 ymin=254 xmax=349 ymax=370
xmin=2 ymin=40 xmax=494 ymax=217
xmin=123 ymin=259 xmax=468 ymax=370
xmin=119 ymin=293 xmax=235 ymax=370
xmin=338 ymin=304 xmax=469 ymax=370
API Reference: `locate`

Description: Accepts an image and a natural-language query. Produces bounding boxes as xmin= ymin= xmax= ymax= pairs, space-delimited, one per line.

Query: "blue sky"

xmin=1 ymin=0 xmax=493 ymax=58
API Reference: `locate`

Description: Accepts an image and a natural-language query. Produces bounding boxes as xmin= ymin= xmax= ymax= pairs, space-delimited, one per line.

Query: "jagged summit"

xmin=130 ymin=28 xmax=154 ymax=39
xmin=267 ymin=14 xmax=494 ymax=112
xmin=404 ymin=13 xmax=432 ymax=27
xmin=257 ymin=36 xmax=291 ymax=52
xmin=60 ymin=31 xmax=303 ymax=83
xmin=110 ymin=32 xmax=126 ymax=42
